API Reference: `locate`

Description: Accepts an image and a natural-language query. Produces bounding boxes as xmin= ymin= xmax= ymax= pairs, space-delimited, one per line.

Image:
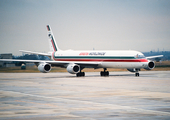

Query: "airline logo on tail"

xmin=47 ymin=25 xmax=58 ymax=51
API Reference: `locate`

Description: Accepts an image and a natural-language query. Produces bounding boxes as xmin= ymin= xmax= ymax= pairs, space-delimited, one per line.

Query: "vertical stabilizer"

xmin=47 ymin=25 xmax=60 ymax=51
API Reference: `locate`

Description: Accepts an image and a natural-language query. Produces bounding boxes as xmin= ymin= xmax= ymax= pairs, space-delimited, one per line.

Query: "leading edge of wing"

xmin=48 ymin=61 xmax=101 ymax=68
xmin=0 ymin=59 xmax=51 ymax=63
xmin=46 ymin=61 xmax=101 ymax=67
xmin=0 ymin=59 xmax=101 ymax=66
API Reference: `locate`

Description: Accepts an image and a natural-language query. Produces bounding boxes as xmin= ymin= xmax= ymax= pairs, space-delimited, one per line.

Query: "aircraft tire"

xmin=76 ymin=72 xmax=85 ymax=77
xmin=81 ymin=72 xmax=85 ymax=76
xmin=135 ymin=73 xmax=139 ymax=77
xmin=100 ymin=71 xmax=109 ymax=76
xmin=106 ymin=71 xmax=109 ymax=76
xmin=100 ymin=71 xmax=104 ymax=76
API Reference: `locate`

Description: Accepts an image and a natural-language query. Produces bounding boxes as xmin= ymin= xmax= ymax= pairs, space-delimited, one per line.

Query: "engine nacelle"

xmin=67 ymin=64 xmax=80 ymax=74
xmin=144 ymin=61 xmax=155 ymax=70
xmin=38 ymin=63 xmax=51 ymax=73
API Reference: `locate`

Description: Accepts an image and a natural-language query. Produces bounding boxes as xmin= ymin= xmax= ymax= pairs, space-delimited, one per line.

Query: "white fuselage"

xmin=51 ymin=50 xmax=149 ymax=69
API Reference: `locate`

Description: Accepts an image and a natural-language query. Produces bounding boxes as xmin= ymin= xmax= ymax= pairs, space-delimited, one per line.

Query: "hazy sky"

xmin=0 ymin=0 xmax=170 ymax=55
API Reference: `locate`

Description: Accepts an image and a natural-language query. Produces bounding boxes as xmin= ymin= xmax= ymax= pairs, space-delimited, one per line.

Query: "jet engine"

xmin=38 ymin=63 xmax=51 ymax=73
xmin=144 ymin=61 xmax=155 ymax=70
xmin=67 ymin=64 xmax=80 ymax=74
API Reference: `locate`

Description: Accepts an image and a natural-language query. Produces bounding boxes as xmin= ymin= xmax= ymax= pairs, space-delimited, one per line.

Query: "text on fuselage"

xmin=79 ymin=52 xmax=106 ymax=56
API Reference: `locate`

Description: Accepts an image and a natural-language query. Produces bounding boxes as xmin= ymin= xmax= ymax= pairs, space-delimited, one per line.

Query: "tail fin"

xmin=47 ymin=25 xmax=60 ymax=52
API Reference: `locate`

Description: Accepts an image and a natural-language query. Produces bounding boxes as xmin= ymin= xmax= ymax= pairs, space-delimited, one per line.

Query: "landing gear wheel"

xmin=81 ymin=72 xmax=85 ymax=76
xmin=76 ymin=72 xmax=85 ymax=77
xmin=100 ymin=69 xmax=109 ymax=76
xmin=106 ymin=71 xmax=109 ymax=76
xmin=135 ymin=73 xmax=139 ymax=77
xmin=100 ymin=71 xmax=104 ymax=76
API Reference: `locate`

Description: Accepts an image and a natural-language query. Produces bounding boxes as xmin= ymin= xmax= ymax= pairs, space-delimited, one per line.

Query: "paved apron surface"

xmin=0 ymin=71 xmax=170 ymax=120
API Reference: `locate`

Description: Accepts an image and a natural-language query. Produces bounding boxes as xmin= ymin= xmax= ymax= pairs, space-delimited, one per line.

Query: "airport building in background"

xmin=0 ymin=53 xmax=15 ymax=67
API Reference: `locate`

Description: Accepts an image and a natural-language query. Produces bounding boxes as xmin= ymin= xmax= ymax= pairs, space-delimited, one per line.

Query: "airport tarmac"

xmin=0 ymin=71 xmax=170 ymax=120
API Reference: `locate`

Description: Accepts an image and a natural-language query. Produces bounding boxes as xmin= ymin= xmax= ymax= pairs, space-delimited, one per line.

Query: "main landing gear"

xmin=135 ymin=69 xmax=140 ymax=77
xmin=76 ymin=69 xmax=85 ymax=77
xmin=100 ymin=68 xmax=109 ymax=76
xmin=135 ymin=73 xmax=139 ymax=76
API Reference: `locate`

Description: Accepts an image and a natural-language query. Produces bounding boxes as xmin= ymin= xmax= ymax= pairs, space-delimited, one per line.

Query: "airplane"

xmin=0 ymin=25 xmax=163 ymax=77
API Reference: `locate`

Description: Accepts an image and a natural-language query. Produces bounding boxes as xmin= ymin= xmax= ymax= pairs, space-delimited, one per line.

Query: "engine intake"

xmin=67 ymin=64 xmax=80 ymax=74
xmin=38 ymin=63 xmax=51 ymax=73
xmin=144 ymin=61 xmax=155 ymax=70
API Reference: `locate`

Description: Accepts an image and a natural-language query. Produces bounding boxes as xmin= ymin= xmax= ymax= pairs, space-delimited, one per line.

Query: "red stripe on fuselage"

xmin=53 ymin=58 xmax=148 ymax=62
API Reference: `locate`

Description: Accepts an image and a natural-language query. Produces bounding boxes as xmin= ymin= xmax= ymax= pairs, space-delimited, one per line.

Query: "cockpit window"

xmin=136 ymin=54 xmax=145 ymax=58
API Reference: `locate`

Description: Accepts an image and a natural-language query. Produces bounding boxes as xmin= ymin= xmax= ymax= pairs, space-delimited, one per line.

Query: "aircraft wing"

xmin=19 ymin=50 xmax=51 ymax=57
xmin=0 ymin=59 xmax=51 ymax=63
xmin=47 ymin=61 xmax=100 ymax=68
xmin=146 ymin=55 xmax=163 ymax=61
xmin=0 ymin=59 xmax=100 ymax=68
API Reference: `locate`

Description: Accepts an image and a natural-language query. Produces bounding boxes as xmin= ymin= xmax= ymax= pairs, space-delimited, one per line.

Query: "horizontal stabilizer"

xmin=19 ymin=50 xmax=51 ymax=57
